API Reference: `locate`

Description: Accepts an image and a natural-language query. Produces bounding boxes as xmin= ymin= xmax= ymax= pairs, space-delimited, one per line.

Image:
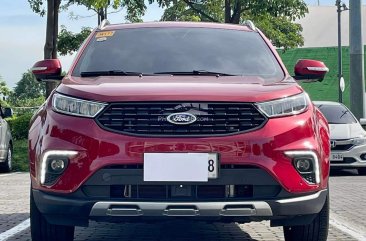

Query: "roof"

xmin=100 ymin=21 xmax=253 ymax=32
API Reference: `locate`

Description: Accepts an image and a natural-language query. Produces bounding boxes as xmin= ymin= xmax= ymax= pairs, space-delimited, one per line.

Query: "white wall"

xmin=296 ymin=6 xmax=366 ymax=48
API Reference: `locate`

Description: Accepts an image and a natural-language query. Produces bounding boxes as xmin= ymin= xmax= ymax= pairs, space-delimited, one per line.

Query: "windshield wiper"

xmin=339 ymin=110 xmax=349 ymax=119
xmin=80 ymin=70 xmax=143 ymax=77
xmin=154 ymin=70 xmax=236 ymax=76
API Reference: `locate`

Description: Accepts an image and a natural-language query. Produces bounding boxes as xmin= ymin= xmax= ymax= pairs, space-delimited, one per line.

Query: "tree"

xmin=10 ymin=71 xmax=45 ymax=102
xmin=28 ymin=0 xmax=61 ymax=97
xmin=159 ymin=0 xmax=308 ymax=49
xmin=78 ymin=0 xmax=147 ymax=23
xmin=58 ymin=0 xmax=147 ymax=55
xmin=0 ymin=76 xmax=11 ymax=98
xmin=58 ymin=26 xmax=92 ymax=56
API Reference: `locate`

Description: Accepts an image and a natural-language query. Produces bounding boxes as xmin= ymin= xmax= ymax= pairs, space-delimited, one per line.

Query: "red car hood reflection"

xmin=58 ymin=76 xmax=303 ymax=102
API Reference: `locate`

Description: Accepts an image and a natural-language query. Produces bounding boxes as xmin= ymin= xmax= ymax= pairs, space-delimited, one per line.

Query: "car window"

xmin=72 ymin=27 xmax=284 ymax=83
xmin=316 ymin=104 xmax=357 ymax=124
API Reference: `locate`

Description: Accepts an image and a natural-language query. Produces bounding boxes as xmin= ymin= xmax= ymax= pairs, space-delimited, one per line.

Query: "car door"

xmin=0 ymin=108 xmax=4 ymax=152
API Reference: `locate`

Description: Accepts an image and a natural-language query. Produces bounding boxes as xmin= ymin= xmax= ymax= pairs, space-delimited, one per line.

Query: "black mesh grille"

xmin=331 ymin=144 xmax=354 ymax=151
xmin=96 ymin=102 xmax=267 ymax=136
xmin=44 ymin=173 xmax=60 ymax=186
xmin=108 ymin=184 xmax=261 ymax=200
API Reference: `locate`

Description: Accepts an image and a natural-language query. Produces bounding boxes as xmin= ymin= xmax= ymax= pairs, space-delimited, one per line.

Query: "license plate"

xmin=143 ymin=153 xmax=219 ymax=182
xmin=331 ymin=153 xmax=344 ymax=161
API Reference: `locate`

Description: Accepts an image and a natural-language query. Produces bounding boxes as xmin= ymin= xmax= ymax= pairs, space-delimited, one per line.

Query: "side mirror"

xmin=31 ymin=59 xmax=63 ymax=82
xmin=3 ymin=107 xmax=13 ymax=118
xmin=360 ymin=118 xmax=366 ymax=126
xmin=293 ymin=59 xmax=329 ymax=82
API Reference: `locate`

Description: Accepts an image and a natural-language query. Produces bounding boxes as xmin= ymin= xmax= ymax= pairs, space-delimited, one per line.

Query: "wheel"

xmin=0 ymin=145 xmax=12 ymax=172
xmin=30 ymin=190 xmax=75 ymax=241
xmin=283 ymin=194 xmax=329 ymax=241
xmin=358 ymin=168 xmax=366 ymax=175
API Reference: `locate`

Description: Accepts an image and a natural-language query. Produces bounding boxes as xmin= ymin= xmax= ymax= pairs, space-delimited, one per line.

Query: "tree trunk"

xmin=44 ymin=0 xmax=61 ymax=97
xmin=230 ymin=1 xmax=241 ymax=24
xmin=225 ymin=0 xmax=231 ymax=23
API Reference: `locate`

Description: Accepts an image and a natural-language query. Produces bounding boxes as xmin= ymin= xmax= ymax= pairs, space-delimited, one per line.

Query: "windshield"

xmin=316 ymin=104 xmax=357 ymax=124
xmin=72 ymin=27 xmax=284 ymax=82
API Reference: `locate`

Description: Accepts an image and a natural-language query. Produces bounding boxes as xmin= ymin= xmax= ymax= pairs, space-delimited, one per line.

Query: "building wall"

xmin=297 ymin=6 xmax=366 ymax=47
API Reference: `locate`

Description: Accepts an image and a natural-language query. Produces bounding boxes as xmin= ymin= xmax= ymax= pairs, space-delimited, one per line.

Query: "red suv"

xmin=30 ymin=21 xmax=330 ymax=241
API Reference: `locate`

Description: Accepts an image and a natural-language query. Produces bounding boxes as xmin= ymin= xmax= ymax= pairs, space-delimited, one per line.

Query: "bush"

xmin=12 ymin=139 xmax=28 ymax=172
xmin=6 ymin=113 xmax=33 ymax=140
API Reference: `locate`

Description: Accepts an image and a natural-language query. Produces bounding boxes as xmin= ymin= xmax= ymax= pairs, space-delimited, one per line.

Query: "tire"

xmin=358 ymin=168 xmax=366 ymax=175
xmin=283 ymin=194 xmax=329 ymax=241
xmin=30 ymin=191 xmax=75 ymax=241
xmin=0 ymin=146 xmax=12 ymax=173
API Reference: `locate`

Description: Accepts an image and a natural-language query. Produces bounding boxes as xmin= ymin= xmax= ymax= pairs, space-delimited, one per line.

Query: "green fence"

xmin=278 ymin=46 xmax=366 ymax=107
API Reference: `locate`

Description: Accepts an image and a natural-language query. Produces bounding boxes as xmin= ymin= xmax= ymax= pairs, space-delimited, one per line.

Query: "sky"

xmin=0 ymin=0 xmax=363 ymax=88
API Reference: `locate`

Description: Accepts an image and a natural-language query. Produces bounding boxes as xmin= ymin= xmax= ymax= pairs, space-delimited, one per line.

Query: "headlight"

xmin=52 ymin=93 xmax=107 ymax=118
xmin=256 ymin=93 xmax=308 ymax=118
xmin=351 ymin=137 xmax=366 ymax=146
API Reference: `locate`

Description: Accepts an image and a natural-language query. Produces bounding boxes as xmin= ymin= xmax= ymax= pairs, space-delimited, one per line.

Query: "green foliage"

xmin=160 ymin=0 xmax=308 ymax=49
xmin=67 ymin=0 xmax=147 ymax=22
xmin=0 ymin=76 xmax=12 ymax=107
xmin=6 ymin=113 xmax=33 ymax=140
xmin=119 ymin=0 xmax=146 ymax=22
xmin=161 ymin=0 xmax=219 ymax=22
xmin=12 ymin=139 xmax=29 ymax=172
xmin=254 ymin=14 xmax=304 ymax=50
xmin=0 ymin=76 xmax=11 ymax=97
xmin=8 ymin=71 xmax=45 ymax=106
xmin=28 ymin=0 xmax=46 ymax=16
xmin=58 ymin=26 xmax=92 ymax=56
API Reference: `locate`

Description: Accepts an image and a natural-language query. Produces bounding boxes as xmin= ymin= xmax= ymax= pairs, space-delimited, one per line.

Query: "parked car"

xmin=314 ymin=101 xmax=366 ymax=175
xmin=0 ymin=105 xmax=13 ymax=172
xmin=30 ymin=21 xmax=330 ymax=241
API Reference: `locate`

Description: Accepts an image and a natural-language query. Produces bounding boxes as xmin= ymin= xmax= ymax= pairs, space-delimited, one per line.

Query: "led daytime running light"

xmin=256 ymin=93 xmax=308 ymax=118
xmin=52 ymin=93 xmax=107 ymax=118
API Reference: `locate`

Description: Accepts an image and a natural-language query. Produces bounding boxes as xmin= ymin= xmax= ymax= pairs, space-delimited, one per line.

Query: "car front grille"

xmin=331 ymin=144 xmax=354 ymax=151
xmin=108 ymin=184 xmax=258 ymax=200
xmin=96 ymin=102 xmax=267 ymax=136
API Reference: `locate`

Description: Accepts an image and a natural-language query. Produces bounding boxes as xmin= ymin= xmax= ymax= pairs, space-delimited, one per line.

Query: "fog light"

xmin=360 ymin=154 xmax=366 ymax=160
xmin=294 ymin=158 xmax=312 ymax=173
xmin=50 ymin=159 xmax=66 ymax=173
xmin=284 ymin=151 xmax=320 ymax=184
xmin=40 ymin=150 xmax=77 ymax=185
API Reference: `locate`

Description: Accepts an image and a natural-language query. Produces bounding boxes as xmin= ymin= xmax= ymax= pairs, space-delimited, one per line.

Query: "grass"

xmin=12 ymin=139 xmax=28 ymax=172
xmin=279 ymin=45 xmax=366 ymax=108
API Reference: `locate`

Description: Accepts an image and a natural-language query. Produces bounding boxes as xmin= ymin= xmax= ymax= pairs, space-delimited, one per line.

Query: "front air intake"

xmin=96 ymin=102 xmax=267 ymax=136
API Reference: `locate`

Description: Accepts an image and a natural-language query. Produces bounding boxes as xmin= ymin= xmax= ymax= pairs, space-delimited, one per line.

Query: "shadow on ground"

xmin=75 ymin=220 xmax=261 ymax=241
xmin=330 ymin=169 xmax=359 ymax=177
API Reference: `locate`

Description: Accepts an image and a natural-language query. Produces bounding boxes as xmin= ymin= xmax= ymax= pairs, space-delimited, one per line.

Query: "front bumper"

xmin=0 ymin=149 xmax=7 ymax=162
xmin=29 ymin=106 xmax=330 ymax=194
xmin=32 ymin=188 xmax=328 ymax=227
xmin=330 ymin=144 xmax=366 ymax=168
xmin=32 ymin=167 xmax=329 ymax=227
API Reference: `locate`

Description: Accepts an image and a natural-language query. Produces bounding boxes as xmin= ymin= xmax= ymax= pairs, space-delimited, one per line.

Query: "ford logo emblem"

xmin=167 ymin=112 xmax=197 ymax=125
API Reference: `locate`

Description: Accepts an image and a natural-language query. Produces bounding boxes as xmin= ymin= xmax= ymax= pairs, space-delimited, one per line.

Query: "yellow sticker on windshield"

xmin=95 ymin=31 xmax=115 ymax=38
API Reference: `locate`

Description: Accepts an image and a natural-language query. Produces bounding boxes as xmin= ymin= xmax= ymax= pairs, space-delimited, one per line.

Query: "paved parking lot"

xmin=0 ymin=170 xmax=365 ymax=241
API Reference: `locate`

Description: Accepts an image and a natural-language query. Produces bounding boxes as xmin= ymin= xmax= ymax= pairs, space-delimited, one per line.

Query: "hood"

xmin=329 ymin=123 xmax=366 ymax=140
xmin=57 ymin=75 xmax=302 ymax=103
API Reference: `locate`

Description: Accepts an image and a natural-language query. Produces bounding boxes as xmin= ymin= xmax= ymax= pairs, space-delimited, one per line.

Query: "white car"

xmin=314 ymin=101 xmax=366 ymax=175
xmin=0 ymin=106 xmax=13 ymax=172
